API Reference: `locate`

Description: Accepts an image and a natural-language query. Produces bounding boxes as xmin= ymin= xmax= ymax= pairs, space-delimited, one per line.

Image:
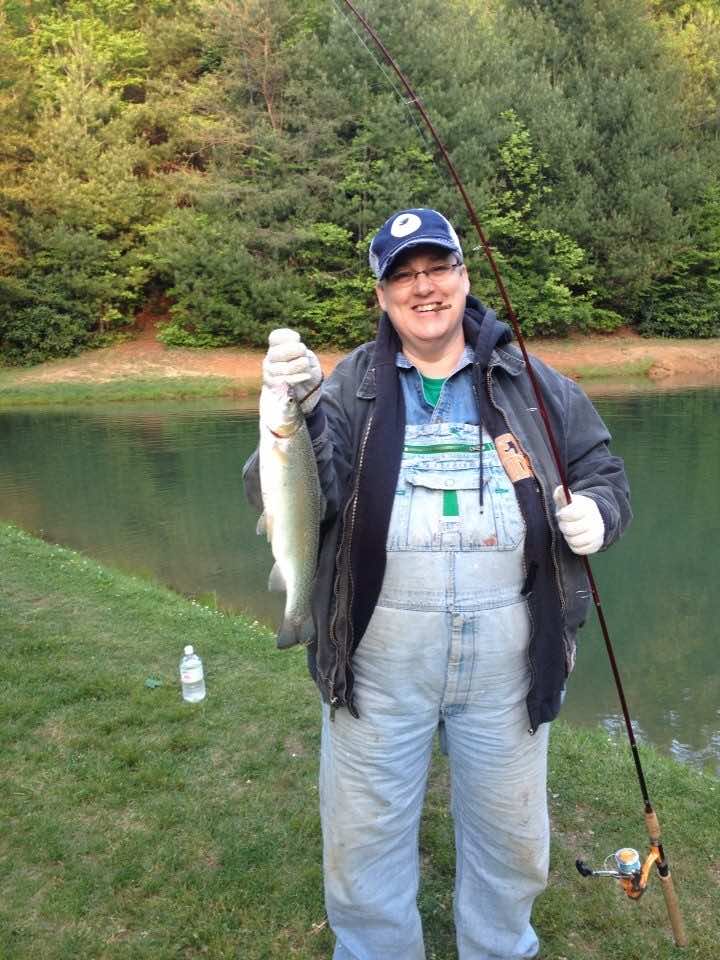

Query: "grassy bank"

xmin=1 ymin=524 xmax=716 ymax=959
xmin=567 ymin=358 xmax=655 ymax=381
xmin=0 ymin=376 xmax=243 ymax=408
xmin=3 ymin=332 xmax=719 ymax=409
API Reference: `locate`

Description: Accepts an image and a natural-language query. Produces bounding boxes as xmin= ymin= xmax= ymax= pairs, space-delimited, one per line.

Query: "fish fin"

xmin=268 ymin=562 xmax=286 ymax=593
xmin=256 ymin=512 xmax=272 ymax=541
xmin=277 ymin=613 xmax=315 ymax=650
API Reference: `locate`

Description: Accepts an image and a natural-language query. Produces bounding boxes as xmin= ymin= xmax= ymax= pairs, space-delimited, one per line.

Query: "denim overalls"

xmin=320 ymin=352 xmax=550 ymax=960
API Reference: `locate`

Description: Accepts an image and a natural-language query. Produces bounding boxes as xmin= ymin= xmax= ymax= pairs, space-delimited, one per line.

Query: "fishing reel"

xmin=576 ymin=845 xmax=661 ymax=901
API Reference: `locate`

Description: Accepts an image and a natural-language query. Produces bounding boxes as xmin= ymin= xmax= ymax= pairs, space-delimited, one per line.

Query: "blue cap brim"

xmin=379 ymin=236 xmax=462 ymax=279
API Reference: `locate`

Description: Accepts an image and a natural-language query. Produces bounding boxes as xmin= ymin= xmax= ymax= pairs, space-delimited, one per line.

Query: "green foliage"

xmin=144 ymin=209 xmax=310 ymax=347
xmin=1 ymin=0 xmax=719 ymax=364
xmin=144 ymin=212 xmax=376 ymax=349
xmin=0 ymin=7 xmax=34 ymax=270
xmin=14 ymin=0 xmax=149 ymax=95
xmin=0 ymin=0 xmax=214 ymax=364
xmin=0 ymin=297 xmax=91 ymax=366
xmin=504 ymin=0 xmax=711 ymax=316
xmin=649 ymin=0 xmax=720 ymax=132
xmin=0 ymin=224 xmax=146 ymax=364
xmin=145 ymin=210 xmax=256 ymax=346
xmin=286 ymin=223 xmax=377 ymax=348
xmin=639 ymin=184 xmax=720 ymax=337
xmin=473 ymin=112 xmax=621 ymax=336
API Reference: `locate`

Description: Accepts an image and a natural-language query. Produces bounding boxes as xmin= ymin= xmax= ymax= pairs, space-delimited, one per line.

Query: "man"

xmin=243 ymin=208 xmax=631 ymax=960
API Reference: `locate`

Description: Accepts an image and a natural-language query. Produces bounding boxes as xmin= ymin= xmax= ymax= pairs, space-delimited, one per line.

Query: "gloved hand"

xmin=553 ymin=486 xmax=604 ymax=555
xmin=262 ymin=328 xmax=323 ymax=415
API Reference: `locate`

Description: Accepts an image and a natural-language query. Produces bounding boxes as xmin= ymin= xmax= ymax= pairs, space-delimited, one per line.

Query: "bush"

xmin=282 ymin=223 xmax=377 ymax=349
xmin=0 ymin=225 xmax=145 ymax=365
xmin=638 ymin=298 xmax=720 ymax=338
xmin=638 ymin=184 xmax=720 ymax=338
xmin=145 ymin=211 xmax=278 ymax=347
xmin=144 ymin=212 xmax=378 ymax=350
xmin=471 ymin=112 xmax=622 ymax=337
xmin=0 ymin=299 xmax=90 ymax=366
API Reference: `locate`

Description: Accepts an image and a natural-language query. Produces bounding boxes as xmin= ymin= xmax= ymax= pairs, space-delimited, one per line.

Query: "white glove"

xmin=262 ymin=328 xmax=323 ymax=415
xmin=553 ymin=486 xmax=604 ymax=555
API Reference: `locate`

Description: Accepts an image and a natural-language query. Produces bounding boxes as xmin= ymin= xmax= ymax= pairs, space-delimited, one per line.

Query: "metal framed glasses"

xmin=386 ymin=261 xmax=463 ymax=288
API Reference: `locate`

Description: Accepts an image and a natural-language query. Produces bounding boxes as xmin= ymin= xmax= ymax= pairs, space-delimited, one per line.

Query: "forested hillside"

xmin=1 ymin=0 xmax=719 ymax=364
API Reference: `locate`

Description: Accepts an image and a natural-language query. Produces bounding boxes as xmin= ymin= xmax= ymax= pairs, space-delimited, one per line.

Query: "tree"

xmin=502 ymin=0 xmax=711 ymax=317
xmin=2 ymin=0 xmax=719 ymax=363
xmin=639 ymin=183 xmax=720 ymax=336
xmin=0 ymin=7 xmax=34 ymax=271
xmin=472 ymin=111 xmax=609 ymax=335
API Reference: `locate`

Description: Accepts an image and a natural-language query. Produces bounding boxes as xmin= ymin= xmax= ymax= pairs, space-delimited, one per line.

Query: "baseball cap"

xmin=368 ymin=208 xmax=463 ymax=280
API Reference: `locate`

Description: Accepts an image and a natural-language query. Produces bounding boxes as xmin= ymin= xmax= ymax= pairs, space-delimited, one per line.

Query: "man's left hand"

xmin=553 ymin=487 xmax=604 ymax=555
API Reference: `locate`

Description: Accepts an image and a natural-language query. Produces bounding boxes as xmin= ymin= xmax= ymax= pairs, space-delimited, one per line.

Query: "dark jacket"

xmin=243 ymin=297 xmax=632 ymax=731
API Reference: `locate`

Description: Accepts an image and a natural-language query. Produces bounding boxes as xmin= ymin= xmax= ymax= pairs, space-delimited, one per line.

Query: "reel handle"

xmin=575 ymin=859 xmax=595 ymax=878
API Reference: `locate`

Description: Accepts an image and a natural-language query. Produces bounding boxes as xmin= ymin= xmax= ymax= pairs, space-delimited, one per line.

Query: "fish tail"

xmin=277 ymin=613 xmax=315 ymax=650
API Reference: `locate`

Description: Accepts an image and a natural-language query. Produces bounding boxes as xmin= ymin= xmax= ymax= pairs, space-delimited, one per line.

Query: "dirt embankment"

xmin=9 ymin=322 xmax=720 ymax=392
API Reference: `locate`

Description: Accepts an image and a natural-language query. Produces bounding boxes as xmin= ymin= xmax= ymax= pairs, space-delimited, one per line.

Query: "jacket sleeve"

xmin=558 ymin=376 xmax=632 ymax=549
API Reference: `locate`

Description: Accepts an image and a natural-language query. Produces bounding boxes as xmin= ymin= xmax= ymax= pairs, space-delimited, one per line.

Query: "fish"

xmin=257 ymin=383 xmax=324 ymax=649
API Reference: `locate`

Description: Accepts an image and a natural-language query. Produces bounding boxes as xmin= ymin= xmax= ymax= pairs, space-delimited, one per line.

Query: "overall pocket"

xmin=386 ymin=460 xmax=525 ymax=552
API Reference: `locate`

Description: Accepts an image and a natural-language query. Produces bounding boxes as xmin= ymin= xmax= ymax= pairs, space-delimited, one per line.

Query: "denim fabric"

xmin=397 ymin=346 xmax=478 ymax=426
xmin=320 ymin=403 xmax=549 ymax=959
xmin=387 ymin=423 xmax=525 ymax=555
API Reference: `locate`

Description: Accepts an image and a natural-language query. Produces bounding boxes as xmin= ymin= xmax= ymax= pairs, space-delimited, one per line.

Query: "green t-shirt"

xmin=420 ymin=374 xmax=446 ymax=408
xmin=418 ymin=374 xmax=459 ymax=517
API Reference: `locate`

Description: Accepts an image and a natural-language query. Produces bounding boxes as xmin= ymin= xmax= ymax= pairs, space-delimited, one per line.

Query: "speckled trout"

xmin=258 ymin=384 xmax=323 ymax=648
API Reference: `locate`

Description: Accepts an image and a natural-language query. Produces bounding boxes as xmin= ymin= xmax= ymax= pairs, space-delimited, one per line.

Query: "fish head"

xmin=259 ymin=383 xmax=304 ymax=438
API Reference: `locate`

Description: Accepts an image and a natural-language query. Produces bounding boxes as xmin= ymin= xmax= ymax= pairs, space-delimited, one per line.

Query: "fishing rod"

xmin=334 ymin=0 xmax=687 ymax=947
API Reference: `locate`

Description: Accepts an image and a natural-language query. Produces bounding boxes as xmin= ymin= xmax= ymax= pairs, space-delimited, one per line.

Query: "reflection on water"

xmin=0 ymin=389 xmax=718 ymax=775
xmin=560 ymin=387 xmax=720 ymax=776
xmin=0 ymin=399 xmax=282 ymax=628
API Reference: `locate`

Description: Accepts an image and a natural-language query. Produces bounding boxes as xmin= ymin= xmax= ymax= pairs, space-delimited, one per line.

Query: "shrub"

xmin=471 ymin=112 xmax=622 ymax=337
xmin=638 ymin=184 xmax=720 ymax=338
xmin=0 ymin=226 xmax=145 ymax=365
xmin=144 ymin=213 xmax=378 ymax=350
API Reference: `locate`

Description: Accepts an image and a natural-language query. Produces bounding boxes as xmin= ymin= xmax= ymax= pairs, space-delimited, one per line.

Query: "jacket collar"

xmin=357 ymin=354 xmax=378 ymax=399
xmin=490 ymin=344 xmax=525 ymax=376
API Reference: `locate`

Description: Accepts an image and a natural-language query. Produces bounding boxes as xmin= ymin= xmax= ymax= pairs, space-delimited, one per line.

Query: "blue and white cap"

xmin=368 ymin=208 xmax=463 ymax=280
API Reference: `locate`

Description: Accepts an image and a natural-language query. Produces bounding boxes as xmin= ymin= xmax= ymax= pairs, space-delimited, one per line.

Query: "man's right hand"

xmin=262 ymin=329 xmax=323 ymax=415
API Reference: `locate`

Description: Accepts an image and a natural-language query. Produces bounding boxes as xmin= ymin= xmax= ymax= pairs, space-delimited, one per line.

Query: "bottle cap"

xmin=184 ymin=645 xmax=194 ymax=655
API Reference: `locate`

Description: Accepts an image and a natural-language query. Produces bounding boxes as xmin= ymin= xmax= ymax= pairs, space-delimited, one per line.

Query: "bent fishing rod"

xmin=335 ymin=0 xmax=687 ymax=947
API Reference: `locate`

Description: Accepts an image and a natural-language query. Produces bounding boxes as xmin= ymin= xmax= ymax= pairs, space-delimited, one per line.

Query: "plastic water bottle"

xmin=179 ymin=645 xmax=206 ymax=703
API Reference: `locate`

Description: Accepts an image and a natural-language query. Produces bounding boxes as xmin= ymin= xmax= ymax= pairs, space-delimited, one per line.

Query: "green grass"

xmin=1 ymin=523 xmax=716 ymax=959
xmin=0 ymin=376 xmax=250 ymax=408
xmin=0 ymin=348 xmax=664 ymax=410
xmin=572 ymin=358 xmax=656 ymax=381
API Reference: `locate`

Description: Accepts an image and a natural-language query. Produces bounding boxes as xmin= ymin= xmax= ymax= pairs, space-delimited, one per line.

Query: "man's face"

xmin=375 ymin=244 xmax=470 ymax=356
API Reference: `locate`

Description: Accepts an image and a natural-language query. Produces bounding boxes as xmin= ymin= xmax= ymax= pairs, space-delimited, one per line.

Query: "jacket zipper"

xmin=486 ymin=365 xmax=568 ymax=732
xmin=328 ymin=410 xmax=374 ymax=710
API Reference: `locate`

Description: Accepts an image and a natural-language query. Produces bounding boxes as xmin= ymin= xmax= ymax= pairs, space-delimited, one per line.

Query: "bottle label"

xmin=181 ymin=665 xmax=203 ymax=683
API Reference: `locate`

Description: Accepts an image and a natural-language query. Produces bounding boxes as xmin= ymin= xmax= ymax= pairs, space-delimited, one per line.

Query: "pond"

xmin=1 ymin=387 xmax=718 ymax=775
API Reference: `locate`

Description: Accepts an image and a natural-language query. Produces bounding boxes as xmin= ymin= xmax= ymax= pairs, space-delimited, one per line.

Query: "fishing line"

xmin=329 ymin=0 xmax=451 ymax=188
xmin=332 ymin=0 xmax=688 ymax=947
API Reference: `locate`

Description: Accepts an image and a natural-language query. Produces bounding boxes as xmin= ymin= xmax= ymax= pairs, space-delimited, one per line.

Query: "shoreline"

xmin=2 ymin=329 xmax=720 ymax=406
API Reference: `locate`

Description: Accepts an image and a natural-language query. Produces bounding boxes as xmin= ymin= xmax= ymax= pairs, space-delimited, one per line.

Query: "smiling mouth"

xmin=414 ymin=303 xmax=451 ymax=313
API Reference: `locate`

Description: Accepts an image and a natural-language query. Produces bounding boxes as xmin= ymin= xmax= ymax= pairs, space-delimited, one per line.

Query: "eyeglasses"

xmin=386 ymin=261 xmax=463 ymax=288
